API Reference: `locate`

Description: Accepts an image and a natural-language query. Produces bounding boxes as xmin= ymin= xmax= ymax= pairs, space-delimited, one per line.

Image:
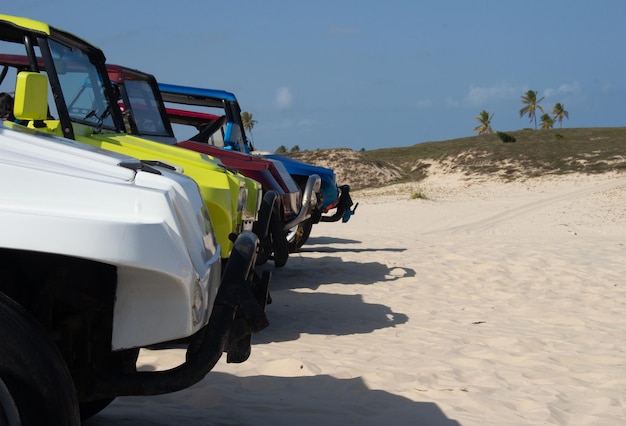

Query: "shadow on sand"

xmin=84 ymin=222 xmax=450 ymax=425
xmin=299 ymin=235 xmax=407 ymax=254
xmin=87 ymin=372 xmax=461 ymax=426
xmin=257 ymin=291 xmax=409 ymax=343
xmin=254 ymin=237 xmax=416 ymax=343
xmin=264 ymin=255 xmax=416 ymax=290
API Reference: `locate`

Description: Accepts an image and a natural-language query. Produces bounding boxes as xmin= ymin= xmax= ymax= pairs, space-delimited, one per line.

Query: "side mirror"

xmin=14 ymin=71 xmax=49 ymax=121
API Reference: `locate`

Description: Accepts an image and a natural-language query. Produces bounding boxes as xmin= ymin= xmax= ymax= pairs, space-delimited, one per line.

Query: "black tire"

xmin=287 ymin=218 xmax=313 ymax=253
xmin=0 ymin=376 xmax=20 ymax=426
xmin=0 ymin=292 xmax=80 ymax=425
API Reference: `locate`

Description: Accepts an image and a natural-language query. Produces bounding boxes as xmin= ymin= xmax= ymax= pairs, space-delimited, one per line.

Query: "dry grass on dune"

xmin=286 ymin=127 xmax=626 ymax=191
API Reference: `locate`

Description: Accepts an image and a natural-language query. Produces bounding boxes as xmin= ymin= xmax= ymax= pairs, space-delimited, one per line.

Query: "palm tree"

xmin=551 ymin=103 xmax=569 ymax=128
xmin=540 ymin=113 xmax=555 ymax=129
xmin=241 ymin=111 xmax=257 ymax=144
xmin=473 ymin=110 xmax=495 ymax=135
xmin=519 ymin=90 xmax=544 ymax=129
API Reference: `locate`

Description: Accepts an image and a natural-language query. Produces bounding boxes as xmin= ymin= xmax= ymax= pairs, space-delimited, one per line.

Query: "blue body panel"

xmin=265 ymin=154 xmax=338 ymax=209
xmin=158 ymin=83 xmax=237 ymax=102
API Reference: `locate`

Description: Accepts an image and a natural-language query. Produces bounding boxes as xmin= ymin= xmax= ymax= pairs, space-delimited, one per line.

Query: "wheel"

xmin=286 ymin=218 xmax=313 ymax=253
xmin=0 ymin=376 xmax=20 ymax=426
xmin=0 ymin=292 xmax=80 ymax=425
xmin=286 ymin=177 xmax=316 ymax=252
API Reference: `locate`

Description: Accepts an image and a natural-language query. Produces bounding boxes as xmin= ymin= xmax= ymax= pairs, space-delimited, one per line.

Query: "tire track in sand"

xmin=432 ymin=176 xmax=626 ymax=235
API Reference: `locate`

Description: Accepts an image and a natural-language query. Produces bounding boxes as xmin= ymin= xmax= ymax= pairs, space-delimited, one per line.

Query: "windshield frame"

xmin=111 ymin=65 xmax=175 ymax=143
xmin=47 ymin=38 xmax=117 ymax=132
xmin=0 ymin=18 xmax=125 ymax=139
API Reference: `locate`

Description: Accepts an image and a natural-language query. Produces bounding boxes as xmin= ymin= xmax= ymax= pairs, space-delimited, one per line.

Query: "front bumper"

xmin=76 ymin=231 xmax=270 ymax=401
xmin=283 ymin=174 xmax=321 ymax=230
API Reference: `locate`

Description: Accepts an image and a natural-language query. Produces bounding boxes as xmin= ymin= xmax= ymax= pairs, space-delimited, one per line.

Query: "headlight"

xmin=238 ymin=186 xmax=248 ymax=213
xmin=191 ymin=276 xmax=205 ymax=327
xmin=200 ymin=205 xmax=219 ymax=254
xmin=200 ymin=205 xmax=213 ymax=233
xmin=256 ymin=187 xmax=263 ymax=214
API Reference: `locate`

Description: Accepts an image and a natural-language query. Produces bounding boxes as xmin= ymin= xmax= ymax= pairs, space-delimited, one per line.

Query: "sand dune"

xmin=87 ymin=172 xmax=626 ymax=426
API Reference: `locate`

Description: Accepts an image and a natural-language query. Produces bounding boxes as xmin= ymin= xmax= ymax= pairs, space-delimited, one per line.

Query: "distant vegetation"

xmin=473 ymin=110 xmax=495 ymax=135
xmin=241 ymin=111 xmax=257 ymax=144
xmin=284 ymin=127 xmax=626 ymax=191
xmin=519 ymin=90 xmax=546 ymax=129
xmin=496 ymin=131 xmax=516 ymax=143
xmin=474 ymin=90 xmax=569 ymax=135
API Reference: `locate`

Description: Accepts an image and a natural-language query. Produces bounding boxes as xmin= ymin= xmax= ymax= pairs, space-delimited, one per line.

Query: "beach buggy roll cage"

xmin=156 ymin=83 xmax=357 ymax=224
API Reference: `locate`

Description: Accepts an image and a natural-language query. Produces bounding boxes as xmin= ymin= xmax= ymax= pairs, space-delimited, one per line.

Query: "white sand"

xmin=87 ymin=171 xmax=626 ymax=426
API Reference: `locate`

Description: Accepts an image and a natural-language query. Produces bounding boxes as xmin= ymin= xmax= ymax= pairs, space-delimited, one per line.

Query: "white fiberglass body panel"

xmin=0 ymin=123 xmax=221 ymax=349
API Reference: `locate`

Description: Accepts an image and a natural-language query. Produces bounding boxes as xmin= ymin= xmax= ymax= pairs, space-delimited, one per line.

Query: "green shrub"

xmin=497 ymin=131 xmax=516 ymax=143
xmin=410 ymin=191 xmax=427 ymax=200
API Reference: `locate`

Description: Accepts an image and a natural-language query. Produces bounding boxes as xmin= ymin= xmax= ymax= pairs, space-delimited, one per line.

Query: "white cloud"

xmin=275 ymin=87 xmax=293 ymax=109
xmin=544 ymin=81 xmax=581 ymax=98
xmin=447 ymin=81 xmax=522 ymax=108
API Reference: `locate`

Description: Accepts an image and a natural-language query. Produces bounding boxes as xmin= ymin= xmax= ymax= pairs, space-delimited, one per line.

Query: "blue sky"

xmin=4 ymin=1 xmax=626 ymax=152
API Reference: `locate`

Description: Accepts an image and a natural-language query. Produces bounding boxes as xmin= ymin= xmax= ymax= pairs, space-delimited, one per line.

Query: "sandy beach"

xmin=87 ymin=171 xmax=626 ymax=426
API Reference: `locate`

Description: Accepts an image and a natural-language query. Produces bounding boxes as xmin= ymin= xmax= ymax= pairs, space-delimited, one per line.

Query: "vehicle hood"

xmin=264 ymin=153 xmax=335 ymax=181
